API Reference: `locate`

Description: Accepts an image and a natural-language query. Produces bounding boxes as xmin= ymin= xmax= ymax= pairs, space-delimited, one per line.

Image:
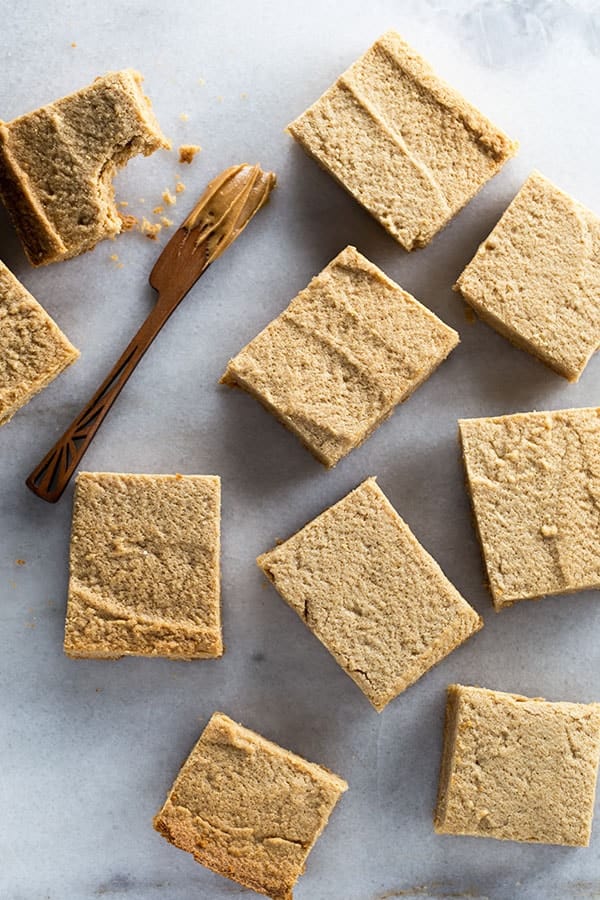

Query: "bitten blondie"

xmin=0 ymin=70 xmax=169 ymax=265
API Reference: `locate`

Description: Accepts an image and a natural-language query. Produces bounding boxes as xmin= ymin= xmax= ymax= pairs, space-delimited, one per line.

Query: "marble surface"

xmin=2 ymin=1 xmax=600 ymax=898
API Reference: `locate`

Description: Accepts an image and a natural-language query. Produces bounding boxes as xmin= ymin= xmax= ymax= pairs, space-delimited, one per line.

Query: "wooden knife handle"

xmin=26 ymin=294 xmax=173 ymax=503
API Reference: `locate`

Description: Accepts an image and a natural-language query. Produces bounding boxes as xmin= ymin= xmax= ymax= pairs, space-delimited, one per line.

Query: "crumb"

xmin=9 ymin=580 xmax=16 ymax=589
xmin=162 ymin=189 xmax=176 ymax=206
xmin=153 ymin=205 xmax=164 ymax=215
xmin=240 ymin=92 xmax=248 ymax=100
xmin=119 ymin=200 xmax=129 ymax=208
xmin=71 ymin=41 xmax=77 ymax=48
xmin=141 ymin=218 xmax=162 ymax=240
xmin=175 ymin=180 xmax=185 ymax=194
xmin=179 ymin=112 xmax=189 ymax=122
xmin=15 ymin=559 xmax=25 ymax=566
xmin=95 ymin=687 xmax=103 ymax=693
xmin=160 ymin=216 xmax=173 ymax=228
xmin=217 ymin=95 xmax=224 ymax=103
xmin=464 ymin=306 xmax=476 ymax=324
xmin=25 ymin=621 xmax=36 ymax=629
xmin=179 ymin=144 xmax=201 ymax=164
xmin=139 ymin=198 xmax=145 ymax=203
xmin=119 ymin=213 xmax=138 ymax=232
xmin=198 ymin=78 xmax=206 ymax=86
xmin=109 ymin=254 xmax=119 ymax=262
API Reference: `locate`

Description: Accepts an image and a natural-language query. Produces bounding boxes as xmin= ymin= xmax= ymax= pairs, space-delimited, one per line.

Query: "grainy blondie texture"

xmin=459 ymin=408 xmax=600 ymax=609
xmin=153 ymin=712 xmax=347 ymax=900
xmin=0 ymin=70 xmax=169 ymax=265
xmin=221 ymin=246 xmax=458 ymax=467
xmin=257 ymin=478 xmax=481 ymax=711
xmin=435 ymin=684 xmax=600 ymax=846
xmin=0 ymin=260 xmax=79 ymax=425
xmin=288 ymin=31 xmax=517 ymax=250
xmin=65 ymin=472 xmax=222 ymax=659
xmin=455 ymin=171 xmax=600 ymax=381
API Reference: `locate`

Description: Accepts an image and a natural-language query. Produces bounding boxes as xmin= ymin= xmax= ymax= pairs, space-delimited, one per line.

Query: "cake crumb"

xmin=240 ymin=92 xmax=248 ymax=100
xmin=179 ymin=112 xmax=189 ymax=122
xmin=71 ymin=42 xmax=77 ymax=48
xmin=118 ymin=201 xmax=129 ymax=207
xmin=198 ymin=78 xmax=206 ymax=86
xmin=153 ymin=205 xmax=164 ymax=215
xmin=541 ymin=524 xmax=558 ymax=538
xmin=139 ymin=198 xmax=145 ymax=203
xmin=141 ymin=218 xmax=162 ymax=240
xmin=160 ymin=216 xmax=173 ymax=228
xmin=217 ymin=95 xmax=224 ymax=103
xmin=175 ymin=180 xmax=185 ymax=194
xmin=178 ymin=144 xmax=201 ymax=164
xmin=162 ymin=189 xmax=176 ymax=206
xmin=119 ymin=213 xmax=138 ymax=232
xmin=15 ymin=559 xmax=25 ymax=566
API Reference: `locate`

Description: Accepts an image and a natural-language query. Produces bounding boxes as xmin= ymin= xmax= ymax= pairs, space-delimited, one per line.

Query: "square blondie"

xmin=257 ymin=478 xmax=482 ymax=711
xmin=435 ymin=684 xmax=600 ymax=846
xmin=221 ymin=246 xmax=458 ymax=467
xmin=455 ymin=171 xmax=600 ymax=381
xmin=64 ymin=472 xmax=222 ymax=659
xmin=459 ymin=407 xmax=600 ymax=609
xmin=0 ymin=70 xmax=169 ymax=265
xmin=288 ymin=31 xmax=517 ymax=250
xmin=0 ymin=260 xmax=79 ymax=425
xmin=154 ymin=712 xmax=347 ymax=899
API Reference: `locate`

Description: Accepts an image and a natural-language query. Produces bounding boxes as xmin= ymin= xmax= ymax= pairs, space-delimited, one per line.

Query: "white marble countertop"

xmin=2 ymin=2 xmax=600 ymax=898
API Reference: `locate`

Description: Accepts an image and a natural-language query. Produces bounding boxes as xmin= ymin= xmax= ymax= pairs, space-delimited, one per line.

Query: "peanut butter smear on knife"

xmin=26 ymin=161 xmax=276 ymax=503
xmin=184 ymin=163 xmax=277 ymax=262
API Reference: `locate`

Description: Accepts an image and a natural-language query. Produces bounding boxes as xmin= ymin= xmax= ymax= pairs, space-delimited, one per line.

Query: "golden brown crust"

xmin=288 ymin=30 xmax=517 ymax=250
xmin=0 ymin=70 xmax=169 ymax=265
xmin=0 ymin=260 xmax=79 ymax=425
xmin=455 ymin=171 xmax=600 ymax=381
xmin=64 ymin=472 xmax=222 ymax=659
xmin=434 ymin=685 xmax=600 ymax=846
xmin=257 ymin=478 xmax=481 ymax=711
xmin=459 ymin=408 xmax=600 ymax=608
xmin=154 ymin=713 xmax=347 ymax=899
xmin=221 ymin=246 xmax=458 ymax=467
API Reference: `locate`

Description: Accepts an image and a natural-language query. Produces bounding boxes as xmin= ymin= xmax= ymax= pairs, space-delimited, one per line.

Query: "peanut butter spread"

xmin=288 ymin=31 xmax=517 ymax=250
xmin=435 ymin=685 xmax=600 ymax=846
xmin=154 ymin=712 xmax=347 ymax=900
xmin=0 ymin=261 xmax=79 ymax=426
xmin=64 ymin=472 xmax=222 ymax=659
xmin=221 ymin=246 xmax=458 ymax=467
xmin=459 ymin=407 xmax=600 ymax=609
xmin=183 ymin=163 xmax=275 ymax=260
xmin=257 ymin=478 xmax=482 ymax=711
xmin=455 ymin=171 xmax=600 ymax=381
xmin=0 ymin=70 xmax=169 ymax=266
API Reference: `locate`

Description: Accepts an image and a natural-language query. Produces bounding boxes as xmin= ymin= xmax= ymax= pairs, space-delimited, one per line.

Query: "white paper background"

xmin=2 ymin=1 xmax=600 ymax=898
